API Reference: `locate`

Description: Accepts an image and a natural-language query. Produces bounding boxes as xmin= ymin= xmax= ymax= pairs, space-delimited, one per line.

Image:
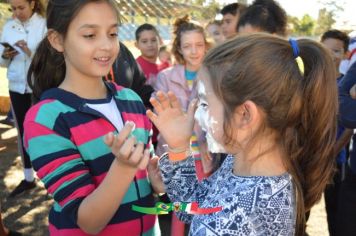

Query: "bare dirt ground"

xmin=0 ymin=121 xmax=52 ymax=236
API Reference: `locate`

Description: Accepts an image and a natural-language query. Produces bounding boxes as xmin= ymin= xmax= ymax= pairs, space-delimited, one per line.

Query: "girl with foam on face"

xmin=24 ymin=0 xmax=162 ymax=235
xmin=147 ymin=34 xmax=338 ymax=235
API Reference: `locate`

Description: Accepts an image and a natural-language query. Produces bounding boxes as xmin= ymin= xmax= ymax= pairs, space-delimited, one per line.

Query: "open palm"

xmin=147 ymin=91 xmax=197 ymax=150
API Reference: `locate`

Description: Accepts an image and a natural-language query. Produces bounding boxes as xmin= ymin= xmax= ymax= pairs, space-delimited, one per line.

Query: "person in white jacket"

xmin=0 ymin=0 xmax=46 ymax=197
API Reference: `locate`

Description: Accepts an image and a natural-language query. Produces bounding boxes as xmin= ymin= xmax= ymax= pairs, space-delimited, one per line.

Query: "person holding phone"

xmin=0 ymin=0 xmax=46 ymax=198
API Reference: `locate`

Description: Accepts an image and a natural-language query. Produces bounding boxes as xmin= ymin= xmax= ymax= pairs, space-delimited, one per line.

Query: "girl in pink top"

xmin=154 ymin=15 xmax=211 ymax=177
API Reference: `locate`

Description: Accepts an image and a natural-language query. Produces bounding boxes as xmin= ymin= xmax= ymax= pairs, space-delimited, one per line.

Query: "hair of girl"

xmin=30 ymin=0 xmax=46 ymax=17
xmin=171 ymin=15 xmax=209 ymax=65
xmin=27 ymin=0 xmax=120 ymax=103
xmin=237 ymin=0 xmax=287 ymax=36
xmin=202 ymin=33 xmax=338 ymax=234
xmin=135 ymin=23 xmax=160 ymax=41
xmin=205 ymin=20 xmax=222 ymax=28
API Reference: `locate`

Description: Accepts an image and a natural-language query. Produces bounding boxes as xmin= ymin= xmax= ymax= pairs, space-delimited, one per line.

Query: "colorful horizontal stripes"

xmin=49 ymin=214 xmax=157 ymax=236
xmin=24 ymin=82 xmax=157 ymax=235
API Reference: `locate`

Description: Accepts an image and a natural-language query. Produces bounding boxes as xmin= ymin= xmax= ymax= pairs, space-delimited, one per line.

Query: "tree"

xmin=315 ymin=0 xmax=344 ymax=35
xmin=191 ymin=0 xmax=220 ymax=21
xmin=287 ymin=15 xmax=300 ymax=36
xmin=293 ymin=14 xmax=316 ymax=36
xmin=315 ymin=8 xmax=335 ymax=35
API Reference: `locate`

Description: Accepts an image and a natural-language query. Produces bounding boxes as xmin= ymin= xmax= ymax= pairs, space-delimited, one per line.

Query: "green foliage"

xmin=288 ymin=14 xmax=316 ymax=36
xmin=190 ymin=0 xmax=220 ymax=21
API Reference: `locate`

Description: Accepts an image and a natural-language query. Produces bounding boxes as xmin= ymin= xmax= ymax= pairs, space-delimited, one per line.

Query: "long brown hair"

xmin=29 ymin=0 xmax=46 ymax=17
xmin=203 ymin=33 xmax=337 ymax=234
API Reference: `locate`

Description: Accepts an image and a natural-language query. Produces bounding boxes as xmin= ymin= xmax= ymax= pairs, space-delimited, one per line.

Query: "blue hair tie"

xmin=289 ymin=38 xmax=300 ymax=58
xmin=289 ymin=38 xmax=304 ymax=75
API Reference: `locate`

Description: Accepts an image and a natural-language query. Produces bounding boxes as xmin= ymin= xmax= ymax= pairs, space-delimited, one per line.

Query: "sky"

xmin=221 ymin=0 xmax=356 ymax=28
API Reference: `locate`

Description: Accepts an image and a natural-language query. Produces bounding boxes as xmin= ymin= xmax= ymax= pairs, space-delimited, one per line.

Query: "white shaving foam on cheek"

xmin=194 ymin=106 xmax=207 ymax=132
xmin=198 ymin=80 xmax=206 ymax=96
xmin=206 ymin=115 xmax=226 ymax=153
xmin=195 ymin=81 xmax=226 ymax=153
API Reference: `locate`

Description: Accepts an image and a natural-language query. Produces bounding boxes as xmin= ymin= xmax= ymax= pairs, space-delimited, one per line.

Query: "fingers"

xmin=146 ymin=109 xmax=157 ymax=124
xmin=157 ymin=91 xmax=171 ymax=109
xmin=104 ymin=132 xmax=115 ymax=147
xmin=168 ymin=91 xmax=182 ymax=110
xmin=149 ymin=97 xmax=163 ymax=113
xmin=187 ymin=99 xmax=198 ymax=124
xmin=115 ymin=136 xmax=137 ymax=161
xmin=129 ymin=142 xmax=144 ymax=164
xmin=9 ymin=50 xmax=18 ymax=57
xmin=150 ymin=91 xmax=177 ymax=113
xmin=147 ymin=155 xmax=159 ymax=172
xmin=15 ymin=40 xmax=26 ymax=48
xmin=116 ymin=121 xmax=135 ymax=145
xmin=114 ymin=136 xmax=148 ymax=168
xmin=138 ymin=149 xmax=150 ymax=170
xmin=104 ymin=121 xmax=134 ymax=148
xmin=2 ymin=49 xmax=18 ymax=59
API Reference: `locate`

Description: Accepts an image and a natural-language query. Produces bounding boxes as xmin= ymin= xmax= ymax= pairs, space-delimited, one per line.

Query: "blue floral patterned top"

xmin=159 ymin=154 xmax=296 ymax=235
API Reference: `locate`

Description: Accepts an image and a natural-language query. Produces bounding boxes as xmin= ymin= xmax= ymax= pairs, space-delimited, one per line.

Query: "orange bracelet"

xmin=167 ymin=146 xmax=190 ymax=162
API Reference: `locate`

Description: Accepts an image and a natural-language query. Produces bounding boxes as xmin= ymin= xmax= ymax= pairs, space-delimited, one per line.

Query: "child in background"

xmin=135 ymin=23 xmax=163 ymax=86
xmin=237 ymin=0 xmax=287 ymax=36
xmin=24 ymin=0 xmax=161 ymax=235
xmin=153 ymin=15 xmax=210 ymax=236
xmin=336 ymin=61 xmax=356 ymax=235
xmin=321 ymin=29 xmax=352 ymax=236
xmin=154 ymin=15 xmax=210 ymax=176
xmin=0 ymin=0 xmax=47 ymax=197
xmin=148 ymin=34 xmax=338 ymax=235
xmin=205 ymin=20 xmax=225 ymax=45
xmin=321 ymin=30 xmax=350 ymax=77
xmin=158 ymin=45 xmax=172 ymax=71
xmin=220 ymin=2 xmax=246 ymax=39
xmin=135 ymin=23 xmax=166 ymax=152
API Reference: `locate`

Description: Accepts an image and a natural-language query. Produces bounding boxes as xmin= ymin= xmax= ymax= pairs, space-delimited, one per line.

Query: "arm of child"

xmin=147 ymin=91 xmax=213 ymax=222
xmin=339 ymin=62 xmax=356 ymax=128
xmin=334 ymin=128 xmax=353 ymax=156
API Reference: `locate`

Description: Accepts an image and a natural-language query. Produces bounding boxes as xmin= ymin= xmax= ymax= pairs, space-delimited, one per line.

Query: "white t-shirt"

xmin=87 ymin=97 xmax=124 ymax=132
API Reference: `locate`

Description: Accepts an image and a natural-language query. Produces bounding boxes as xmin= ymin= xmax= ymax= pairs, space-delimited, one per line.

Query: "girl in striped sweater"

xmin=24 ymin=0 xmax=162 ymax=235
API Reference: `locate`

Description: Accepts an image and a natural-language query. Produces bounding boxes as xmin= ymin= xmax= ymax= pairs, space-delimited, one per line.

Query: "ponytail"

xmin=281 ymin=39 xmax=338 ymax=234
xmin=27 ymin=37 xmax=66 ymax=103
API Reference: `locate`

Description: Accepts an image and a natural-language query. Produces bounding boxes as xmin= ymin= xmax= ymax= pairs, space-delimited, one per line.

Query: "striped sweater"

xmin=24 ymin=82 xmax=159 ymax=235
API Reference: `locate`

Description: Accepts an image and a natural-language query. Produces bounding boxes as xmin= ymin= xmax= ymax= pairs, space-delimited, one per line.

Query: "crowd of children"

xmin=1 ymin=0 xmax=356 ymax=235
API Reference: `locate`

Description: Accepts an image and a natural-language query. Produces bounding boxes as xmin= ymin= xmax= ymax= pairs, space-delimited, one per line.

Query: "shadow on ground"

xmin=1 ymin=120 xmax=52 ymax=236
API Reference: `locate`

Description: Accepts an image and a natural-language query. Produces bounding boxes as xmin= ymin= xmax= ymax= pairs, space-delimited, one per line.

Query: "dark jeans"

xmin=324 ymin=164 xmax=343 ymax=236
xmin=9 ymin=91 xmax=32 ymax=169
xmin=335 ymin=164 xmax=356 ymax=236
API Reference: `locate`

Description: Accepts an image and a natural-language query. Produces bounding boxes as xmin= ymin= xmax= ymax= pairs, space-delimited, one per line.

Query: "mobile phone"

xmin=0 ymin=42 xmax=18 ymax=52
